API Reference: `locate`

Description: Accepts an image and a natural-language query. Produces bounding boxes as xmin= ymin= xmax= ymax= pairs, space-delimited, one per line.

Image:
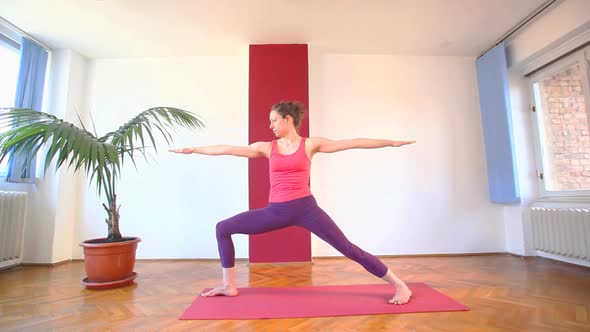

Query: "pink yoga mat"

xmin=180 ymin=283 xmax=469 ymax=320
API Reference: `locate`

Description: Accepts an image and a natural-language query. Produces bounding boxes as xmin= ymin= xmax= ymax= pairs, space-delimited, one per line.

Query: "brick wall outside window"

xmin=538 ymin=64 xmax=590 ymax=190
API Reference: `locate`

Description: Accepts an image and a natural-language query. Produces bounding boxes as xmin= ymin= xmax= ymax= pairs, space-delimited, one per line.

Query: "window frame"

xmin=0 ymin=32 xmax=21 ymax=178
xmin=528 ymin=44 xmax=590 ymax=198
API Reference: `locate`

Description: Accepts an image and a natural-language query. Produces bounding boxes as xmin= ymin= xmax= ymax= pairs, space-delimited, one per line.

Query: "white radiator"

xmin=0 ymin=191 xmax=27 ymax=269
xmin=530 ymin=207 xmax=590 ymax=261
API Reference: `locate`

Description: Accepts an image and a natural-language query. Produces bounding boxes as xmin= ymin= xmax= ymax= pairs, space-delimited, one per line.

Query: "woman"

xmin=169 ymin=101 xmax=415 ymax=304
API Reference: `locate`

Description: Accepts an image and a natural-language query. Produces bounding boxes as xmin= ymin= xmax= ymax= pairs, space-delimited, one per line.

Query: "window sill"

xmin=0 ymin=179 xmax=34 ymax=192
xmin=531 ymin=196 xmax=590 ymax=208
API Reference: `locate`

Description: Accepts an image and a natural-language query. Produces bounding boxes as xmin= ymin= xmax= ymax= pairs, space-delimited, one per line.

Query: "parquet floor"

xmin=1 ymin=254 xmax=589 ymax=331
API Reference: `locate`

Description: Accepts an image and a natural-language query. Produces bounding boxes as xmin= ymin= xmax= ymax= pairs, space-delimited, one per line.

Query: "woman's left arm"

xmin=309 ymin=137 xmax=416 ymax=154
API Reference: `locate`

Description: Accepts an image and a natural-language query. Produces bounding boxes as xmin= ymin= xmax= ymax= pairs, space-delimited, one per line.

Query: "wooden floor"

xmin=1 ymin=254 xmax=589 ymax=331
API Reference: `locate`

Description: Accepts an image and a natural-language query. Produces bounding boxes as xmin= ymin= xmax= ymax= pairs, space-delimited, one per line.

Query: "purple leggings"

xmin=216 ymin=195 xmax=388 ymax=278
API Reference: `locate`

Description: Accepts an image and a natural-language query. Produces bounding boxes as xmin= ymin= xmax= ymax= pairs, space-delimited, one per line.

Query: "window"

xmin=0 ymin=34 xmax=20 ymax=176
xmin=530 ymin=45 xmax=590 ymax=196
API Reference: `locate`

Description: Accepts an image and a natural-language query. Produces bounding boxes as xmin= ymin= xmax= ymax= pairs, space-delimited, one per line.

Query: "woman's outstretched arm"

xmin=169 ymin=141 xmax=271 ymax=158
xmin=309 ymin=137 xmax=415 ymax=154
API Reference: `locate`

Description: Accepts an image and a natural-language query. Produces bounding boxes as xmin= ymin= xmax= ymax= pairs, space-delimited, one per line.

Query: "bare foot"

xmin=389 ymin=283 xmax=412 ymax=304
xmin=201 ymin=285 xmax=239 ymax=297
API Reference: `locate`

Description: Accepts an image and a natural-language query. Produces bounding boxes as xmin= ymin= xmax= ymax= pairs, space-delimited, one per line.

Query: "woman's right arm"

xmin=169 ymin=141 xmax=271 ymax=158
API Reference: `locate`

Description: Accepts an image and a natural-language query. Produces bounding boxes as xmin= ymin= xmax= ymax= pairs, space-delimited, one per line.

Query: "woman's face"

xmin=269 ymin=111 xmax=291 ymax=137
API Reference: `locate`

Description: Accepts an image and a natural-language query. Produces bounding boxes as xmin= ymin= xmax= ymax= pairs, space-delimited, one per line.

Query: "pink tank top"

xmin=268 ymin=138 xmax=312 ymax=203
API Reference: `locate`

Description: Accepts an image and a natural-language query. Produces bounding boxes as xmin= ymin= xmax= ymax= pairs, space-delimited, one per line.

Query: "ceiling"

xmin=0 ymin=0 xmax=548 ymax=59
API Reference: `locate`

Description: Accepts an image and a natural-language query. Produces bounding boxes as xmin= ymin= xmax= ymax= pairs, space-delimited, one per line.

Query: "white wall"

xmin=0 ymin=49 xmax=85 ymax=263
xmin=67 ymin=51 xmax=508 ymax=260
xmin=14 ymin=51 xmax=510 ymax=261
xmin=20 ymin=2 xmax=590 ymax=261
xmin=52 ymin=50 xmax=87 ymax=262
xmin=503 ymin=0 xmax=590 ymax=256
xmin=503 ymin=70 xmax=538 ymax=255
xmin=0 ymin=174 xmax=57 ymax=263
xmin=73 ymin=55 xmax=250 ymax=259
xmin=308 ymin=53 xmax=505 ymax=256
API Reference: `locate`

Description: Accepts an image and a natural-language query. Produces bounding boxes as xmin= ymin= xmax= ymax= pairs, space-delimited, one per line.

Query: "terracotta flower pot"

xmin=79 ymin=237 xmax=141 ymax=289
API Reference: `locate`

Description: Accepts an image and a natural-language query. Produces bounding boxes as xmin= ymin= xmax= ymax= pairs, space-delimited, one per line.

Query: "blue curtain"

xmin=475 ymin=42 xmax=520 ymax=203
xmin=6 ymin=37 xmax=48 ymax=183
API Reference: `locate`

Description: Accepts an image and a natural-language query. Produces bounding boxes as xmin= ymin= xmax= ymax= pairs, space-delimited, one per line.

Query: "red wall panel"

xmin=248 ymin=44 xmax=311 ymax=263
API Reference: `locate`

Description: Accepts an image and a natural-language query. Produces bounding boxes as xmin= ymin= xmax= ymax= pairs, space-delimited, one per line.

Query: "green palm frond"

xmin=1 ymin=106 xmax=203 ymax=241
xmin=1 ymin=107 xmax=203 ymax=201
xmin=0 ymin=108 xmax=119 ymax=199
xmin=100 ymin=107 xmax=204 ymax=168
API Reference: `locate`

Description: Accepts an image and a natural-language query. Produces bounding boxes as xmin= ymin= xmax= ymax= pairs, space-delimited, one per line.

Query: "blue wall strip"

xmin=476 ymin=42 xmax=520 ymax=204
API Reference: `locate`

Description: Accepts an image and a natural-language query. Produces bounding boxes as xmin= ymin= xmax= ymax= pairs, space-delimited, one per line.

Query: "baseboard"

xmin=132 ymin=258 xmax=249 ymax=263
xmin=1 ymin=259 xmax=72 ymax=271
xmin=132 ymin=253 xmax=508 ymax=264
xmin=8 ymin=254 xmax=589 ymax=271
xmin=20 ymin=259 xmax=72 ymax=267
xmin=9 ymin=253 xmax=514 ymax=269
xmin=129 ymin=253 xmax=511 ymax=263
xmin=380 ymin=252 xmax=508 ymax=258
xmin=246 ymin=260 xmax=314 ymax=266
xmin=133 ymin=258 xmax=313 ymax=266
xmin=314 ymin=252 xmax=508 ymax=259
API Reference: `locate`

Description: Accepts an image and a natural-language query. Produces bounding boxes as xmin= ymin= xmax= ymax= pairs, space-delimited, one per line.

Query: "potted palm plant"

xmin=0 ymin=107 xmax=203 ymax=289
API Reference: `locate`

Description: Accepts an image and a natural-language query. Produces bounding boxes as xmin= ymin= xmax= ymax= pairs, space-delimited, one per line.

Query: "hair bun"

xmin=271 ymin=101 xmax=306 ymax=129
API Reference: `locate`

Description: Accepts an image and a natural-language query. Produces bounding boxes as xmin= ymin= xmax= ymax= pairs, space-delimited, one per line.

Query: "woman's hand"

xmin=168 ymin=148 xmax=194 ymax=154
xmin=391 ymin=140 xmax=416 ymax=147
